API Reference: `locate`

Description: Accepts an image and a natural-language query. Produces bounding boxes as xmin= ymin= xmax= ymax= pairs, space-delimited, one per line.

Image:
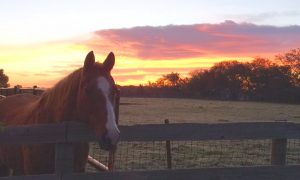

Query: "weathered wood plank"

xmin=271 ymin=139 xmax=287 ymax=166
xmin=1 ymin=122 xmax=300 ymax=144
xmin=284 ymin=123 xmax=300 ymax=139
xmin=1 ymin=166 xmax=300 ymax=180
xmin=66 ymin=122 xmax=295 ymax=142
xmin=55 ymin=143 xmax=74 ymax=176
xmin=0 ymin=123 xmax=67 ymax=144
xmin=165 ymin=119 xmax=172 ymax=169
xmin=0 ymin=174 xmax=57 ymax=180
xmin=64 ymin=165 xmax=300 ymax=180
xmin=118 ymin=122 xmax=300 ymax=141
xmin=65 ymin=122 xmax=95 ymax=143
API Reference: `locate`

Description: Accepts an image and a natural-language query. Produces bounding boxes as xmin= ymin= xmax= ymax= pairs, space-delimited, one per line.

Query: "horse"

xmin=0 ymin=51 xmax=120 ymax=176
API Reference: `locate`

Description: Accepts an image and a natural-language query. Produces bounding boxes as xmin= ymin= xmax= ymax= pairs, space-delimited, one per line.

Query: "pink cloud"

xmin=114 ymin=67 xmax=201 ymax=74
xmin=85 ymin=21 xmax=300 ymax=60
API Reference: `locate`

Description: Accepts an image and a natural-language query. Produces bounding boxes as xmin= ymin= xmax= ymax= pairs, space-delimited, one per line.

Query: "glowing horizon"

xmin=1 ymin=1 xmax=300 ymax=88
xmin=1 ymin=43 xmax=254 ymax=88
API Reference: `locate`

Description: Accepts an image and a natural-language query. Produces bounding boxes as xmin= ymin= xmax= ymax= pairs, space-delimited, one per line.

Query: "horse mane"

xmin=33 ymin=68 xmax=83 ymax=123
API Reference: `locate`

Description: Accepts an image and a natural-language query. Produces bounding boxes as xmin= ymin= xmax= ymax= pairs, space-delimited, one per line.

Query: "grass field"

xmin=88 ymin=98 xmax=300 ymax=172
xmin=119 ymin=97 xmax=300 ymax=125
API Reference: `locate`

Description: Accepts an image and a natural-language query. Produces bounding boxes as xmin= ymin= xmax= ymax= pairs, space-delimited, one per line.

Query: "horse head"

xmin=77 ymin=51 xmax=120 ymax=151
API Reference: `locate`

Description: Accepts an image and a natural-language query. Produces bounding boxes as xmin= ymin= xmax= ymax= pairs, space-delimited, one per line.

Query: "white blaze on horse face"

xmin=97 ymin=77 xmax=120 ymax=145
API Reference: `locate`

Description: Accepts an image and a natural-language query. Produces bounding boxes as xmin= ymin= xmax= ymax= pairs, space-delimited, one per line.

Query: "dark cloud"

xmin=85 ymin=21 xmax=300 ymax=60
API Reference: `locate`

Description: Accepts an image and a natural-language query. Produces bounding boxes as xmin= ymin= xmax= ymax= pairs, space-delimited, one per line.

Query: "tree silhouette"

xmin=249 ymin=58 xmax=293 ymax=101
xmin=276 ymin=48 xmax=300 ymax=86
xmin=151 ymin=72 xmax=184 ymax=88
xmin=0 ymin=69 xmax=9 ymax=88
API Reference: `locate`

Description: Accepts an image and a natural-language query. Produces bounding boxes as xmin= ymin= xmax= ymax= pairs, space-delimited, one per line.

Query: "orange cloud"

xmin=85 ymin=20 xmax=300 ymax=60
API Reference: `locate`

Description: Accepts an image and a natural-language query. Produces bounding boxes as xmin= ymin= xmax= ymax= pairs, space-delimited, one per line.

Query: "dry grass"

xmin=88 ymin=98 xmax=300 ymax=171
xmin=89 ymin=139 xmax=300 ymax=171
xmin=119 ymin=97 xmax=300 ymax=125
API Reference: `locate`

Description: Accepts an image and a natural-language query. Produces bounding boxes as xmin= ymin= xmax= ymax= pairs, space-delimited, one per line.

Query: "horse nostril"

xmin=98 ymin=129 xmax=120 ymax=151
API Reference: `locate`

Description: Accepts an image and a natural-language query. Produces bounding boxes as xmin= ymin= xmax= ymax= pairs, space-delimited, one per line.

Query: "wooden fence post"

xmin=165 ymin=119 xmax=172 ymax=169
xmin=14 ymin=86 xmax=18 ymax=94
xmin=271 ymin=138 xmax=287 ymax=166
xmin=55 ymin=143 xmax=74 ymax=179
xmin=33 ymin=87 xmax=37 ymax=95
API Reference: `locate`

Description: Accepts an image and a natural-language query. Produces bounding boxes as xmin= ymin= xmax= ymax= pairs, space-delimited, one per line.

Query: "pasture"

xmin=119 ymin=97 xmax=300 ymax=125
xmin=88 ymin=98 xmax=300 ymax=171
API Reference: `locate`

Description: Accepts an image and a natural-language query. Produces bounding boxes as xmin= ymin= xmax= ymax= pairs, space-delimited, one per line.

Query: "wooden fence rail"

xmin=0 ymin=88 xmax=44 ymax=96
xmin=1 ymin=121 xmax=300 ymax=179
xmin=1 ymin=121 xmax=300 ymax=144
xmin=2 ymin=165 xmax=300 ymax=180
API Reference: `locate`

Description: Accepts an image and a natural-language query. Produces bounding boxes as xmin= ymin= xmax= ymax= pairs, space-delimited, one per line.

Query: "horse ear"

xmin=103 ymin=52 xmax=115 ymax=72
xmin=84 ymin=51 xmax=95 ymax=71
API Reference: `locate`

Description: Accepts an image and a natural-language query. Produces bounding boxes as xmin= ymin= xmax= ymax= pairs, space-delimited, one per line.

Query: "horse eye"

xmin=85 ymin=87 xmax=106 ymax=103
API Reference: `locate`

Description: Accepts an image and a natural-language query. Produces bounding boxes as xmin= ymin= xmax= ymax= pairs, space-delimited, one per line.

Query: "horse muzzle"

xmin=99 ymin=130 xmax=120 ymax=151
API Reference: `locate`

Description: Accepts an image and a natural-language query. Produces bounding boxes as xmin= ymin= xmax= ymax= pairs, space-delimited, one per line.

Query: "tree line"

xmin=120 ymin=48 xmax=300 ymax=103
xmin=1 ymin=48 xmax=300 ymax=103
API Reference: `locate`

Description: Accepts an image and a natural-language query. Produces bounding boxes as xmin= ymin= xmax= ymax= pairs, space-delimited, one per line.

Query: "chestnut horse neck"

xmin=35 ymin=68 xmax=83 ymax=123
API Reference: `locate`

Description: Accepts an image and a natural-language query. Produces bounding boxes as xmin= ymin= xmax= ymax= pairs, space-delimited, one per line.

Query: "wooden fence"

xmin=1 ymin=122 xmax=300 ymax=179
xmin=1 ymin=87 xmax=300 ymax=179
xmin=0 ymin=87 xmax=44 ymax=96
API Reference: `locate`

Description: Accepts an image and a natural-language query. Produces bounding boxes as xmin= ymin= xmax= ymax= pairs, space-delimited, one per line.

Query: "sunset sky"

xmin=1 ymin=0 xmax=300 ymax=87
